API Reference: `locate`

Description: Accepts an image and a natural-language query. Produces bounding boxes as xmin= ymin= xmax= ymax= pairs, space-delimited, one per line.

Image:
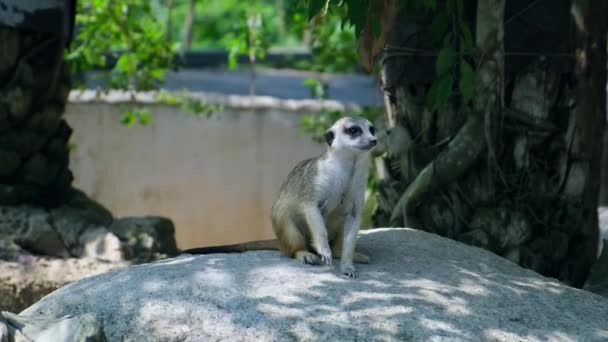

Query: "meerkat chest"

xmin=316 ymin=160 xmax=358 ymax=215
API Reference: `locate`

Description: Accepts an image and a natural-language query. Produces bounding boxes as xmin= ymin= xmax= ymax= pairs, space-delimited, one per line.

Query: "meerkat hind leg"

xmin=330 ymin=230 xmax=370 ymax=264
xmin=278 ymin=217 xmax=323 ymax=266
xmin=331 ymin=243 xmax=370 ymax=264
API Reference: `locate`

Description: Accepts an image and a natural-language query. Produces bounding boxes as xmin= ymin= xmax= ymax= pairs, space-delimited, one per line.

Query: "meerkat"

xmin=182 ymin=116 xmax=377 ymax=278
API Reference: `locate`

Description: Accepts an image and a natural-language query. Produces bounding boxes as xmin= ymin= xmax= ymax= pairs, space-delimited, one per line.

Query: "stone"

xmin=27 ymin=107 xmax=63 ymax=136
xmin=459 ymin=228 xmax=489 ymax=248
xmin=0 ymin=150 xmax=20 ymax=178
xmin=45 ymin=138 xmax=69 ymax=164
xmin=13 ymin=212 xmax=69 ymax=257
xmin=0 ymin=256 xmax=129 ymax=313
xmin=80 ymin=227 xmax=131 ymax=262
xmin=0 ymin=311 xmax=106 ymax=342
xmin=0 ymin=131 xmax=44 ymax=157
xmin=0 ymin=184 xmax=19 ymax=205
xmin=0 ymin=189 xmax=114 ymax=257
xmin=3 ymin=87 xmax=32 ymax=122
xmin=0 ymin=28 xmax=19 ymax=80
xmin=23 ymin=154 xmax=51 ymax=186
xmin=49 ymin=188 xmax=114 ymax=255
xmin=584 ymin=239 xmax=608 ymax=299
xmin=22 ymin=229 xmax=608 ymax=341
xmin=109 ymin=216 xmax=178 ymax=258
xmin=0 ymin=106 xmax=9 ymax=132
xmin=0 ymin=204 xmax=45 ymax=237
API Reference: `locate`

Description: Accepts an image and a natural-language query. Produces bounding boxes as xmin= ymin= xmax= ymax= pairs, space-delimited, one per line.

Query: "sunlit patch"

xmin=510 ymin=278 xmax=563 ymax=295
xmin=193 ymin=269 xmax=233 ymax=288
xmin=418 ymin=318 xmax=470 ymax=337
xmin=483 ymin=329 xmax=578 ymax=342
xmin=596 ymin=329 xmax=608 ymax=339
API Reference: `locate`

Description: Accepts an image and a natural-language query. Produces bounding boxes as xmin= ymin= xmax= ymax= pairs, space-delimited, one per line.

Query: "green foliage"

xmin=121 ymin=107 xmax=152 ymax=127
xmin=157 ymin=90 xmax=223 ymax=117
xmin=67 ymin=0 xmax=226 ymax=125
xmin=67 ymin=0 xmax=174 ymax=91
xmin=303 ymin=78 xmax=329 ymax=99
xmin=304 ymin=0 xmax=477 ymax=113
xmin=221 ymin=3 xmax=273 ymax=70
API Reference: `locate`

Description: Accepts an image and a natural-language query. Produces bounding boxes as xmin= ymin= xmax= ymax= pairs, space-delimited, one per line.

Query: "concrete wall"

xmin=65 ymin=96 xmax=331 ymax=249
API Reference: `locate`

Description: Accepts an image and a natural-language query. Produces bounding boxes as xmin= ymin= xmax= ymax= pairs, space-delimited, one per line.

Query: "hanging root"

xmin=390 ymin=113 xmax=486 ymax=226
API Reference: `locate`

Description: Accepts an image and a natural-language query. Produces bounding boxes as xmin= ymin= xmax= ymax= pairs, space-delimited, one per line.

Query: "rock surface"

xmin=0 ymin=311 xmax=106 ymax=342
xmin=109 ymin=216 xmax=178 ymax=260
xmin=0 ymin=188 xmax=114 ymax=258
xmin=585 ymin=207 xmax=608 ymax=298
xmin=23 ymin=228 xmax=608 ymax=342
xmin=0 ymin=189 xmax=177 ymax=312
xmin=585 ymin=239 xmax=608 ymax=298
xmin=0 ymin=253 xmax=128 ymax=313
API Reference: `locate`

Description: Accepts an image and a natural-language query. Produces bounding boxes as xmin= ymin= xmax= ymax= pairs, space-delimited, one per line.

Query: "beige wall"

xmin=65 ymin=102 xmax=325 ymax=249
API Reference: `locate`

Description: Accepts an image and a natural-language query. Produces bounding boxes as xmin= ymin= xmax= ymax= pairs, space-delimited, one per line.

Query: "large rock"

xmin=48 ymin=188 xmax=114 ymax=256
xmin=0 ymin=311 xmax=106 ymax=342
xmin=585 ymin=239 xmax=608 ymax=298
xmin=0 ymin=188 xmax=114 ymax=257
xmin=22 ymin=228 xmax=608 ymax=341
xmin=0 ymin=254 xmax=128 ymax=313
xmin=585 ymin=208 xmax=608 ymax=299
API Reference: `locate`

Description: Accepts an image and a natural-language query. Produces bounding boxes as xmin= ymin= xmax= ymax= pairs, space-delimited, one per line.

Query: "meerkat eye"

xmin=346 ymin=126 xmax=362 ymax=136
xmin=369 ymin=126 xmax=375 ymax=135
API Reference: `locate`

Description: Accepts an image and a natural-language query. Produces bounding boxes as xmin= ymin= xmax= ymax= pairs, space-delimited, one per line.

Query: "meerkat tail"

xmin=180 ymin=239 xmax=280 ymax=255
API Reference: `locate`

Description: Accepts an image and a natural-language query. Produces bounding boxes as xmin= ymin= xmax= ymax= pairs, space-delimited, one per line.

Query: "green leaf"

xmin=459 ymin=59 xmax=474 ymax=104
xmin=430 ymin=9 xmax=448 ymax=44
xmin=137 ymin=109 xmax=151 ymax=126
xmin=308 ymin=0 xmax=328 ymax=21
xmin=115 ymin=53 xmax=137 ymax=74
xmin=371 ymin=16 xmax=382 ymax=38
xmin=423 ymin=0 xmax=437 ymax=10
xmin=456 ymin=0 xmax=464 ymax=19
xmin=461 ymin=25 xmax=474 ymax=52
xmin=426 ymin=74 xmax=453 ymax=111
xmin=436 ymin=45 xmax=454 ymax=75
xmin=446 ymin=0 xmax=455 ymax=16
xmin=399 ymin=0 xmax=410 ymax=9
xmin=121 ymin=111 xmax=137 ymax=127
xmin=346 ymin=0 xmax=367 ymax=36
xmin=303 ymin=78 xmax=319 ymax=87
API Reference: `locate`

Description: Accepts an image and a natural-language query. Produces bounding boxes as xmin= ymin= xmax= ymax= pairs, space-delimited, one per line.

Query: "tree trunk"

xmin=166 ymin=0 xmax=174 ymax=43
xmin=180 ymin=0 xmax=197 ymax=58
xmin=601 ymin=129 xmax=608 ymax=206
xmin=376 ymin=0 xmax=606 ymax=287
xmin=0 ymin=26 xmax=73 ymax=206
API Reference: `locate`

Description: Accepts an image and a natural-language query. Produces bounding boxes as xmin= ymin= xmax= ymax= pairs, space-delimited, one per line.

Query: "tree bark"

xmin=0 ymin=26 xmax=73 ymax=206
xmin=376 ymin=0 xmax=606 ymax=287
xmin=166 ymin=0 xmax=174 ymax=43
xmin=601 ymin=129 xmax=608 ymax=206
xmin=180 ymin=0 xmax=197 ymax=57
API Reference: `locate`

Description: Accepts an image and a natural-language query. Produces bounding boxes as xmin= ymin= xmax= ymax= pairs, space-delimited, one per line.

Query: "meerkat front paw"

xmin=315 ymin=243 xmax=333 ymax=265
xmin=341 ymin=263 xmax=358 ymax=278
xmin=295 ymin=251 xmax=321 ymax=265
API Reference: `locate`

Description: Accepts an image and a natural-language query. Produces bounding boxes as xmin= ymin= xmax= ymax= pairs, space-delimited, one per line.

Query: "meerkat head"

xmin=324 ymin=116 xmax=377 ymax=154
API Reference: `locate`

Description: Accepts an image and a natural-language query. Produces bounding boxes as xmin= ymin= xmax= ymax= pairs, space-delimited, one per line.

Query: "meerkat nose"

xmin=370 ymin=139 xmax=377 ymax=146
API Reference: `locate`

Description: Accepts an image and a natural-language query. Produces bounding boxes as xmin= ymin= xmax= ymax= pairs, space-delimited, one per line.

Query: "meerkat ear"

xmin=324 ymin=130 xmax=335 ymax=146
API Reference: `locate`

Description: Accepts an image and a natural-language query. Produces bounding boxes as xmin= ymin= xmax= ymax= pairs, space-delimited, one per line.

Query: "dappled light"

xmin=1 ymin=0 xmax=608 ymax=340
xmin=20 ymin=229 xmax=608 ymax=341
